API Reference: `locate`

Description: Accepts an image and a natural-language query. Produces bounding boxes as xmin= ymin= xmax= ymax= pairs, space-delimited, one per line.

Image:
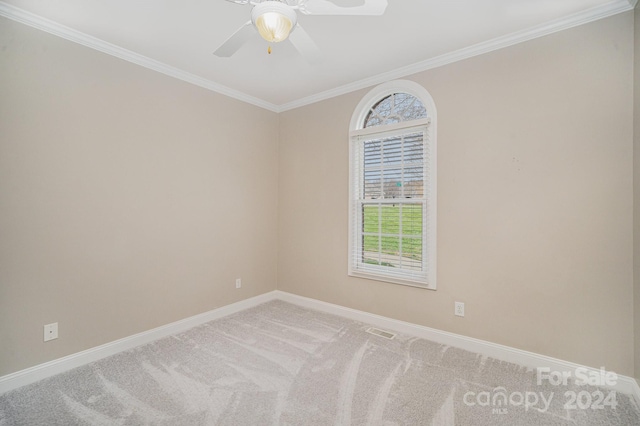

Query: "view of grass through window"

xmin=362 ymin=204 xmax=422 ymax=269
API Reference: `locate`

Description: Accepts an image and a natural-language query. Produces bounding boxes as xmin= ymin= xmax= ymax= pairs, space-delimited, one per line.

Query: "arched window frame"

xmin=348 ymin=80 xmax=437 ymax=289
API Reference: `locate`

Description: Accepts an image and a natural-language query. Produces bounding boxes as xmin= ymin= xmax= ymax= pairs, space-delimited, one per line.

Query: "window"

xmin=349 ymin=81 xmax=436 ymax=289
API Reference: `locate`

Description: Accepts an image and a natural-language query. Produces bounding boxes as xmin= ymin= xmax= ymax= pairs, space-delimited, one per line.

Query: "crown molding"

xmin=0 ymin=2 xmax=280 ymax=113
xmin=0 ymin=0 xmax=634 ymax=114
xmin=278 ymin=0 xmax=635 ymax=112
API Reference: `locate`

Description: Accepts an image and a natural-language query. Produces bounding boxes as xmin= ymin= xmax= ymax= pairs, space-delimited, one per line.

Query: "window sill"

xmin=348 ymin=270 xmax=436 ymax=290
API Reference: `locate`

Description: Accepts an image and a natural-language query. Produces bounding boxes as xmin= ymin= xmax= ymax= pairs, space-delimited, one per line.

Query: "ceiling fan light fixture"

xmin=251 ymin=1 xmax=298 ymax=43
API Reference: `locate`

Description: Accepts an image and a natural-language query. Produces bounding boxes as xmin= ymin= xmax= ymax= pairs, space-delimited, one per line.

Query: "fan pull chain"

xmin=268 ymin=45 xmax=272 ymax=54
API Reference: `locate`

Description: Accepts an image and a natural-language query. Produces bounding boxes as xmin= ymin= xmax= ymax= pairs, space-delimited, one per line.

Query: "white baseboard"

xmin=0 ymin=291 xmax=278 ymax=395
xmin=274 ymin=290 xmax=640 ymax=405
xmin=2 ymin=289 xmax=639 ymax=408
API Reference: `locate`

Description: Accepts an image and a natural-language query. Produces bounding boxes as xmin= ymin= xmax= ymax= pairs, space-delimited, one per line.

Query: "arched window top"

xmin=363 ymin=93 xmax=427 ymax=128
xmin=350 ymin=80 xmax=436 ymax=132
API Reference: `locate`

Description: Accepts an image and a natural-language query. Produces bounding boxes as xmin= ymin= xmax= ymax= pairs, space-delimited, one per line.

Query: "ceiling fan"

xmin=213 ymin=0 xmax=388 ymax=64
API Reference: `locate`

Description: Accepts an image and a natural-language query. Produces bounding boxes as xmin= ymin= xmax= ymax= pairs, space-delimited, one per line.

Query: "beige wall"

xmin=279 ymin=12 xmax=635 ymax=375
xmin=1 ymin=10 xmax=637 ymax=379
xmin=634 ymin=3 xmax=640 ymax=381
xmin=0 ymin=18 xmax=279 ymax=376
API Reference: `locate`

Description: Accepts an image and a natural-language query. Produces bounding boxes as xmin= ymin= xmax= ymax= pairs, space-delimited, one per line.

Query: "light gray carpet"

xmin=1 ymin=300 xmax=639 ymax=425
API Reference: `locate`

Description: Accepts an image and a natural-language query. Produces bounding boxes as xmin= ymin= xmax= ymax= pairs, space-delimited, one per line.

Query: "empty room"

xmin=2 ymin=0 xmax=640 ymax=424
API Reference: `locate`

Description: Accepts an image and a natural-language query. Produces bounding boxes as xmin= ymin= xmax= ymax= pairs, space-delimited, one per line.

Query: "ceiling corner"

xmin=0 ymin=1 xmax=280 ymax=113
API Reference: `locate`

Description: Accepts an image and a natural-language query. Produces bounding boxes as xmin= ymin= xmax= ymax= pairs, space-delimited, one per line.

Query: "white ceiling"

xmin=0 ymin=0 xmax=635 ymax=111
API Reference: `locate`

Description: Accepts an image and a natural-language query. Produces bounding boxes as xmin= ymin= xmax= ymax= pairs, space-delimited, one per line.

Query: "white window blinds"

xmin=350 ymin=123 xmax=433 ymax=286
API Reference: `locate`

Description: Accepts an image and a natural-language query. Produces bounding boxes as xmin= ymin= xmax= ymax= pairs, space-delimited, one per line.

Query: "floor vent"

xmin=366 ymin=327 xmax=396 ymax=339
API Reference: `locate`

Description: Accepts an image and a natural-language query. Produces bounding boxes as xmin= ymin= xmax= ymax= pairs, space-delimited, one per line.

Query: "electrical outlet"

xmin=44 ymin=323 xmax=58 ymax=342
xmin=235 ymin=278 xmax=241 ymax=289
xmin=454 ymin=302 xmax=465 ymax=317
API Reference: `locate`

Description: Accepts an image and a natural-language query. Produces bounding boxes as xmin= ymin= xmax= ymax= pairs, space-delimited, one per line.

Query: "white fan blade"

xmin=213 ymin=21 xmax=255 ymax=57
xmin=289 ymin=24 xmax=322 ymax=65
xmin=299 ymin=0 xmax=387 ymax=15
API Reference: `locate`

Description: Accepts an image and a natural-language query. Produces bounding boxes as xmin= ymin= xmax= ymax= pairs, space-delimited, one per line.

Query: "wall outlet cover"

xmin=44 ymin=323 xmax=58 ymax=342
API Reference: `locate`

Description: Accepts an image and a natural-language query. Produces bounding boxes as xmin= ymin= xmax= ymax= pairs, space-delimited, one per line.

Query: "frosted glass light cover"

xmin=256 ymin=12 xmax=292 ymax=42
xmin=251 ymin=1 xmax=298 ymax=43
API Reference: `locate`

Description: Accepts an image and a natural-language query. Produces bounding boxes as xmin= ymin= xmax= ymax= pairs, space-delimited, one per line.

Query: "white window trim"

xmin=348 ymin=80 xmax=437 ymax=290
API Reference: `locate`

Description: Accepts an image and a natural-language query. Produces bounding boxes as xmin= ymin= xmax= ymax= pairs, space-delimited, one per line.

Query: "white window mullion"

xmin=423 ymin=199 xmax=427 ymax=273
xmin=377 ymin=202 xmax=382 ymax=266
xmin=398 ymin=135 xmax=405 ymax=268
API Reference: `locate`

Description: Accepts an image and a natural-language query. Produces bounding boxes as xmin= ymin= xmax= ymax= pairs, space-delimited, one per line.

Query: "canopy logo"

xmin=463 ymin=387 xmax=553 ymax=414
